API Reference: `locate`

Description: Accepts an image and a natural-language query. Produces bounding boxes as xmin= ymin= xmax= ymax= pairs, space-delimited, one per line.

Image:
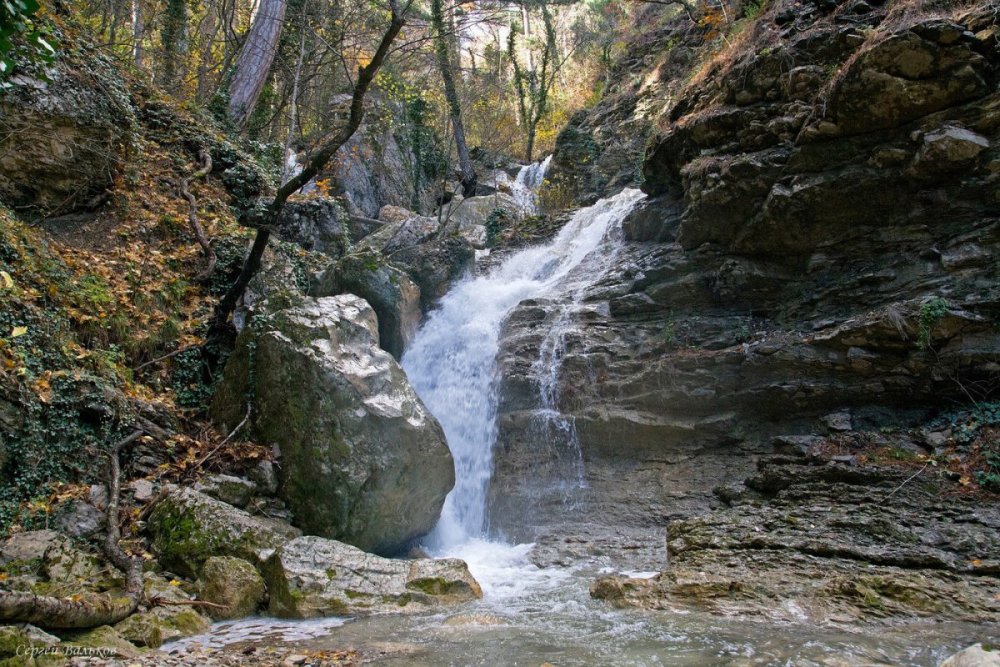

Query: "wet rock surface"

xmin=314 ymin=251 xmax=422 ymax=361
xmin=591 ymin=451 xmax=1000 ymax=625
xmin=262 ymin=535 xmax=482 ymax=618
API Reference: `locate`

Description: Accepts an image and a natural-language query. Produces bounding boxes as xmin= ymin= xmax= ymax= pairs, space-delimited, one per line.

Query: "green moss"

xmin=0 ymin=558 xmax=42 ymax=577
xmin=61 ymin=625 xmax=140 ymax=658
xmin=917 ymin=297 xmax=948 ymax=350
xmin=407 ymin=577 xmax=458 ymax=596
xmin=149 ymin=505 xmax=216 ymax=575
xmin=114 ymin=613 xmax=165 ymax=649
xmin=159 ymin=608 xmax=210 ymax=635
xmin=343 ymin=589 xmax=370 ymax=599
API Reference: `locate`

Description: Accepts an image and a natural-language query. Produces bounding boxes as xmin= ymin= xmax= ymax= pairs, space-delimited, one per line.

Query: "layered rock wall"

xmin=490 ymin=1 xmax=1000 ymax=539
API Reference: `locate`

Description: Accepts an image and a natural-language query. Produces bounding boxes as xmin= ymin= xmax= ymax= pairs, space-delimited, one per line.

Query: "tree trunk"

xmin=160 ymin=0 xmax=189 ymax=94
xmin=227 ymin=0 xmax=288 ymax=129
xmin=431 ymin=0 xmax=476 ymax=195
xmin=195 ymin=9 xmax=220 ymax=103
xmin=212 ymin=0 xmax=407 ymax=333
xmin=281 ymin=11 xmax=308 ymax=182
xmin=131 ymin=0 xmax=143 ymax=68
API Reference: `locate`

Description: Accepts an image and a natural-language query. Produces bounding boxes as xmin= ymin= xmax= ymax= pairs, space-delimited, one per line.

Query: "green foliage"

xmin=222 ymin=161 xmax=271 ymax=216
xmin=917 ymin=297 xmax=949 ymax=350
xmin=932 ymin=401 xmax=1000 ymax=492
xmin=662 ymin=320 xmax=677 ymax=345
xmin=947 ymin=401 xmax=1000 ymax=446
xmin=888 ymin=447 xmax=917 ymax=462
xmin=485 ymin=207 xmax=515 ymax=247
xmin=406 ymin=95 xmax=447 ymax=208
xmin=0 ymin=373 xmax=127 ymax=532
xmin=270 ymin=238 xmax=323 ymax=293
xmin=742 ymin=0 xmax=767 ymax=20
xmin=170 ymin=347 xmax=213 ymax=410
xmin=0 ymin=0 xmax=55 ymax=87
xmin=978 ymin=451 xmax=1000 ymax=491
xmin=159 ymin=0 xmax=188 ymax=89
xmin=208 ymin=237 xmax=251 ymax=298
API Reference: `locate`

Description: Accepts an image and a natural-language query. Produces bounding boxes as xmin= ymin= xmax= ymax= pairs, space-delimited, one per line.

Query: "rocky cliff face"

xmin=326 ymin=97 xmax=445 ymax=218
xmin=491 ymin=0 xmax=1000 ymax=546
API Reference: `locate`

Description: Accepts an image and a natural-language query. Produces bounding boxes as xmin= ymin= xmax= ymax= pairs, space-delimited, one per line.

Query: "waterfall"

xmin=492 ymin=155 xmax=553 ymax=216
xmin=282 ymin=148 xmax=316 ymax=193
xmin=516 ymin=154 xmax=553 ymax=191
xmin=401 ymin=188 xmax=646 ymax=550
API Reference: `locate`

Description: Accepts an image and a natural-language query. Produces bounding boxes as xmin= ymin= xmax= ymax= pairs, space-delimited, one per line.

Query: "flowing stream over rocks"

xmin=402 ymin=186 xmax=644 ymax=548
xmin=172 ymin=185 xmax=997 ymax=666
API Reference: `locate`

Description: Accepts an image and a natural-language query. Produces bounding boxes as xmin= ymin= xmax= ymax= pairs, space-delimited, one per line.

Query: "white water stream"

xmin=401 ymin=186 xmax=645 ymax=557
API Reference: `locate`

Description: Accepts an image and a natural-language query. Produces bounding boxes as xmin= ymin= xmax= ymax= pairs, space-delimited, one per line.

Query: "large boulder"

xmin=436 ymin=193 xmax=522 ymax=249
xmin=314 ymin=251 xmax=422 ymax=360
xmin=387 ymin=236 xmax=475 ymax=313
xmin=196 ymin=556 xmax=266 ymax=620
xmin=262 ymin=536 xmax=481 ymax=618
xmin=212 ymin=294 xmax=454 ymax=555
xmin=147 ymin=485 xmax=301 ymax=577
xmin=356 ymin=206 xmax=442 ymax=254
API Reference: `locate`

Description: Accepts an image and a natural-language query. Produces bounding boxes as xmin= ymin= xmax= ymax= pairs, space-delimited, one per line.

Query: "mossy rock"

xmin=61 ymin=625 xmax=142 ymax=659
xmin=262 ymin=536 xmax=480 ymax=618
xmin=210 ymin=295 xmax=453 ymax=556
xmin=113 ymin=607 xmax=210 ymax=649
xmin=113 ymin=613 xmax=165 ymax=649
xmin=0 ymin=625 xmax=60 ymax=660
xmin=196 ymin=556 xmax=265 ymax=620
xmin=147 ymin=485 xmax=300 ymax=578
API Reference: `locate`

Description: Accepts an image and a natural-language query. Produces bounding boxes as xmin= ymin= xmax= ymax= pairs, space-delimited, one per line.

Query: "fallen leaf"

xmin=0 ymin=271 xmax=12 ymax=288
xmin=10 ymin=326 xmax=27 ymax=338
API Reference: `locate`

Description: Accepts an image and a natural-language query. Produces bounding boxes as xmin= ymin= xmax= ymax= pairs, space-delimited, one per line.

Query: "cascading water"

xmin=401 ymin=187 xmax=646 ymax=557
xmin=511 ymin=155 xmax=553 ymax=214
xmin=484 ymin=155 xmax=553 ymax=217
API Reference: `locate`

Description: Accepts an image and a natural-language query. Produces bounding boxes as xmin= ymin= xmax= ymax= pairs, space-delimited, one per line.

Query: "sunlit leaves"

xmin=0 ymin=0 xmax=56 ymax=87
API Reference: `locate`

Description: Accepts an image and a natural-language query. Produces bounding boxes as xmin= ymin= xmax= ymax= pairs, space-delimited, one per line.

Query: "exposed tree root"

xmin=181 ymin=149 xmax=216 ymax=281
xmin=0 ymin=432 xmax=145 ymax=629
